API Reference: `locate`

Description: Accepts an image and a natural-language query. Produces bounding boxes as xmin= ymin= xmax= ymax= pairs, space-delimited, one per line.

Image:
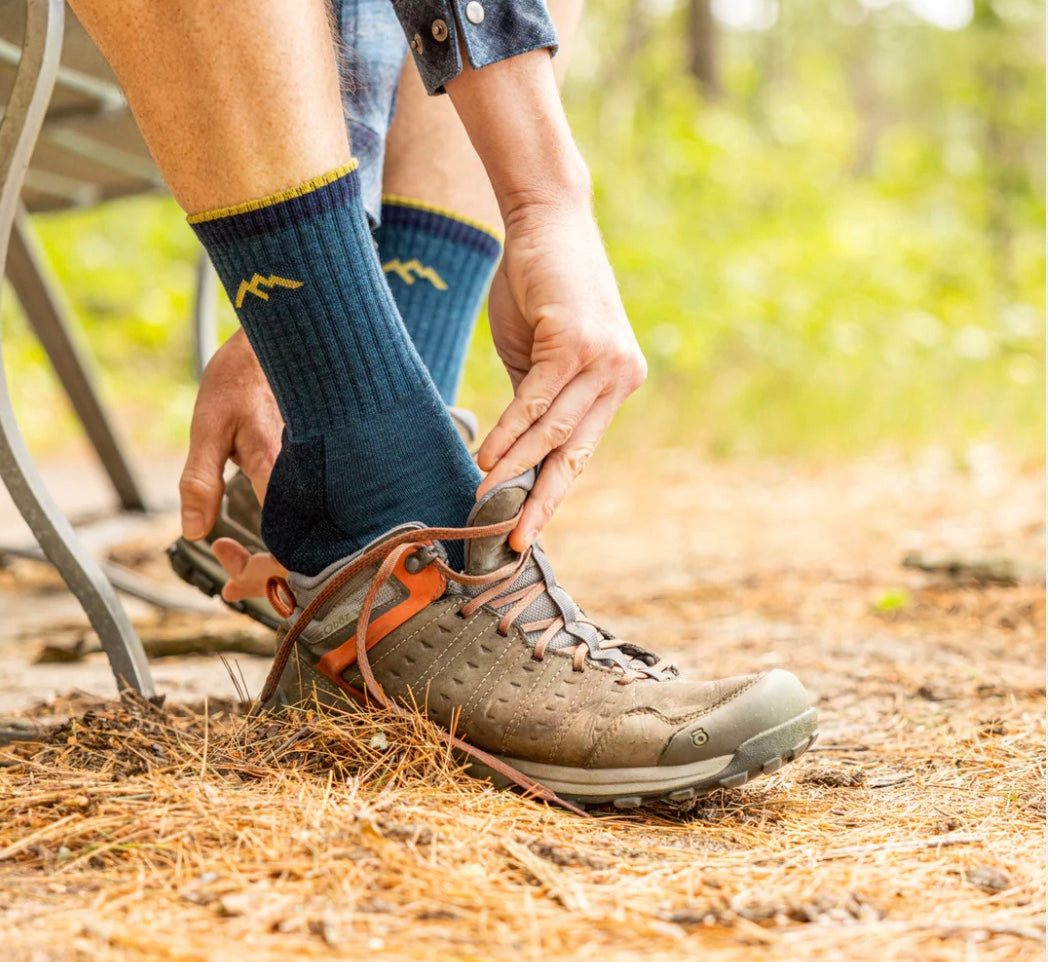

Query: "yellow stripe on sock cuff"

xmin=186 ymin=160 xmax=360 ymax=224
xmin=381 ymin=194 xmax=504 ymax=244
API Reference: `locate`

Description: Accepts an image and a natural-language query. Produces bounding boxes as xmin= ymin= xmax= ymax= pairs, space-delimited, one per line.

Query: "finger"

xmin=227 ymin=553 xmax=287 ymax=602
xmin=476 ymin=372 xmax=602 ymax=500
xmin=233 ymin=425 xmax=281 ymax=505
xmin=213 ymin=539 xmax=286 ymax=602
xmin=212 ymin=537 xmax=251 ymax=582
xmin=508 ymin=394 xmax=619 ymax=553
xmin=179 ymin=411 xmax=232 ymax=540
xmin=476 ymin=359 xmax=575 ymax=472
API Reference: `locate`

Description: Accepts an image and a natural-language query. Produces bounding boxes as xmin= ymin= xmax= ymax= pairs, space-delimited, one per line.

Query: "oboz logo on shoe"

xmin=690 ymin=727 xmax=709 ymax=747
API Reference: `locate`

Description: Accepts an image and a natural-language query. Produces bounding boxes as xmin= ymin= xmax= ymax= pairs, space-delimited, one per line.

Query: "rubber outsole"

xmin=467 ymin=708 xmax=819 ymax=809
xmin=166 ymin=539 xmax=282 ymax=631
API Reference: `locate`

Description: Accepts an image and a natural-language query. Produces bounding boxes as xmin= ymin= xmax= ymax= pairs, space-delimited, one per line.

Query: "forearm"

xmin=445 ymin=49 xmax=590 ymax=219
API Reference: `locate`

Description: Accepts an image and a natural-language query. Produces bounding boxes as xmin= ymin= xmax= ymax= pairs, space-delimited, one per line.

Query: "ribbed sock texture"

xmin=375 ymin=200 xmax=502 ymax=404
xmin=190 ymin=166 xmax=480 ymax=574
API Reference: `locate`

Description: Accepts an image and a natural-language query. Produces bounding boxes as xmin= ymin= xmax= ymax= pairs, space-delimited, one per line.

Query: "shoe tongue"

xmin=458 ymin=468 xmax=663 ymax=675
xmin=463 ymin=468 xmax=536 ymax=575
xmin=462 ymin=468 xmax=579 ymax=651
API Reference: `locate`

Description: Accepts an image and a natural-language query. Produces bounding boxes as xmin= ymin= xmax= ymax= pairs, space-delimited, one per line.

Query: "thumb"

xmin=178 ymin=420 xmax=229 ymax=540
xmin=213 ymin=538 xmax=286 ymax=602
xmin=212 ymin=537 xmax=251 ymax=583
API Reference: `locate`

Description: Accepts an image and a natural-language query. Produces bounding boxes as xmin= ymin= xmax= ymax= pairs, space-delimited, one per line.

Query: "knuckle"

xmin=618 ymin=349 xmax=648 ymax=393
xmin=540 ymin=495 xmax=559 ymax=521
xmin=544 ymin=416 xmax=575 ymax=449
xmin=562 ymin=442 xmax=596 ymax=477
xmin=178 ymin=473 xmax=213 ymax=500
xmin=549 ymin=443 xmax=595 ymax=480
xmin=627 ymin=358 xmax=648 ymax=392
xmin=242 ymin=442 xmax=279 ymax=476
xmin=521 ymin=395 xmax=553 ymax=424
xmin=575 ymin=336 xmax=598 ymax=365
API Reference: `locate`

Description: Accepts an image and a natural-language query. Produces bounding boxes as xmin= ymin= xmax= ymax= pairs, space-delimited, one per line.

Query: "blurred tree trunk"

xmin=753 ymin=1 xmax=786 ymax=129
xmin=975 ymin=0 xmax=1018 ymax=291
xmin=686 ymin=0 xmax=721 ymax=98
xmin=620 ymin=0 xmax=652 ymax=69
xmin=847 ymin=44 xmax=885 ymax=176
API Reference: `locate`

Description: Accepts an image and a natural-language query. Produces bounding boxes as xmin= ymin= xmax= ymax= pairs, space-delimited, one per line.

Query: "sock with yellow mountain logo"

xmin=189 ymin=163 xmax=480 ymax=575
xmin=376 ymin=197 xmax=502 ymax=404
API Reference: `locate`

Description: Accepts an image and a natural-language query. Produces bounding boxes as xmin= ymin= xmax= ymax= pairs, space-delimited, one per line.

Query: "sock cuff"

xmin=380 ymin=195 xmax=504 ymax=257
xmin=188 ymin=160 xmax=361 ymax=245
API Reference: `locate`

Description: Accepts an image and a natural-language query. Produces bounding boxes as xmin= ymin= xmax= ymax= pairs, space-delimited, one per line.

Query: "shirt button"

xmin=431 ymin=18 xmax=449 ymax=41
xmin=465 ymin=1 xmax=485 ymax=25
xmin=410 ymin=32 xmax=423 ymax=54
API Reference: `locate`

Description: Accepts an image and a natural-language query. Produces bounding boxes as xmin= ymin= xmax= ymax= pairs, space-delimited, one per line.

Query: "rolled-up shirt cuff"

xmin=391 ymin=0 xmax=559 ymax=94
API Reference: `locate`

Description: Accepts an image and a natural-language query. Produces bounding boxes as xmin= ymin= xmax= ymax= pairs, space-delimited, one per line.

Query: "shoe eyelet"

xmin=404 ymin=545 xmax=437 ymax=575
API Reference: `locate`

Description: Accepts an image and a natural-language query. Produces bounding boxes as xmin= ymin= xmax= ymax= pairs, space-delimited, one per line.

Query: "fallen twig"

xmin=815 ymin=833 xmax=983 ymax=860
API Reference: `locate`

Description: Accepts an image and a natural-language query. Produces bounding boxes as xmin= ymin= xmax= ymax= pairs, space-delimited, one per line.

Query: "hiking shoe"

xmin=167 ymin=408 xmax=480 ymax=630
xmin=260 ymin=469 xmax=818 ymax=810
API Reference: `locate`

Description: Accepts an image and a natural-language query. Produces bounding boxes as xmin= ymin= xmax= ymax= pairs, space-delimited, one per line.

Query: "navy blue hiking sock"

xmin=375 ymin=198 xmax=502 ymax=404
xmin=189 ymin=163 xmax=480 ymax=575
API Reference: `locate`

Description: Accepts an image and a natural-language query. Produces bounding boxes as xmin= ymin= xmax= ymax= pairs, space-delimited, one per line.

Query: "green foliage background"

xmin=4 ymin=0 xmax=1044 ymax=458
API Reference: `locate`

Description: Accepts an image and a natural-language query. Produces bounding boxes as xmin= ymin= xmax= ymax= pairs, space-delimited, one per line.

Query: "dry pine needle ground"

xmin=0 ymin=457 xmax=1044 ymax=961
xmin=0 ymin=679 xmax=1042 ymax=962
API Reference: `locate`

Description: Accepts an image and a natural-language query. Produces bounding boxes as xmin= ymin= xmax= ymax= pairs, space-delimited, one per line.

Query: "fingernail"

xmin=182 ymin=510 xmax=205 ymax=539
xmin=524 ymin=530 xmax=537 ymax=548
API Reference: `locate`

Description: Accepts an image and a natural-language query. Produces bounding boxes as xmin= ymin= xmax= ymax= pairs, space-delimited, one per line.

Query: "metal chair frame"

xmin=0 ymin=0 xmax=178 ymax=698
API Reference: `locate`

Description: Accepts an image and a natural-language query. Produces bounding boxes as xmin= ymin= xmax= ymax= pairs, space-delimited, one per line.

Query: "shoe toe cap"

xmin=659 ymin=669 xmax=813 ymax=766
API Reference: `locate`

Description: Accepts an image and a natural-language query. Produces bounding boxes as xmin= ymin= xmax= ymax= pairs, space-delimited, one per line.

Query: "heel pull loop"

xmin=266 ymin=577 xmax=296 ymax=618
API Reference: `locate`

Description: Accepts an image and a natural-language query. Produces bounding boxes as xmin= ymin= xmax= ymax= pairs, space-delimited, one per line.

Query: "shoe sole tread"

xmin=167 ymin=540 xmax=282 ymax=630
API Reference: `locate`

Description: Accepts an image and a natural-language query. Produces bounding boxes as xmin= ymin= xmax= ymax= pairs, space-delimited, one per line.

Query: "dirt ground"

xmin=0 ymin=448 xmax=1044 ymax=962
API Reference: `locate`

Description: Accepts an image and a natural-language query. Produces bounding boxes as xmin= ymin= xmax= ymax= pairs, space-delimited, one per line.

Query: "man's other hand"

xmin=179 ymin=328 xmax=283 ymax=540
xmin=211 ymin=538 xmax=287 ymax=602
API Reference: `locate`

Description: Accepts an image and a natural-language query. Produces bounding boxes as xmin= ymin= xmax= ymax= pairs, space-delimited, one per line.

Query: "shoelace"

xmin=256 ymin=514 xmax=673 ymax=815
xmin=462 ymin=562 xmax=674 ymax=679
xmin=257 ymin=515 xmax=585 ymax=814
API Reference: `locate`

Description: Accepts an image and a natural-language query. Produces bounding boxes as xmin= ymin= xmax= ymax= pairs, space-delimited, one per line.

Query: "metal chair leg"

xmin=7 ymin=203 xmax=148 ymax=512
xmin=0 ymin=0 xmax=154 ymax=698
xmin=192 ymin=251 xmax=218 ymax=381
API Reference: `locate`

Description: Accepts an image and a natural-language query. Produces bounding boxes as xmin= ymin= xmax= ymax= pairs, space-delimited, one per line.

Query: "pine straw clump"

xmin=1 ymin=693 xmax=1044 ymax=962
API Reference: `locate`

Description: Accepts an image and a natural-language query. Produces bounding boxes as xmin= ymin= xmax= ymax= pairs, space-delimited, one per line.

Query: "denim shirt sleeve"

xmin=390 ymin=1 xmax=559 ymax=94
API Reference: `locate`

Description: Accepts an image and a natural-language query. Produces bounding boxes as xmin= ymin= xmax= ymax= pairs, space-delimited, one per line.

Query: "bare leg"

xmin=381 ymin=0 xmax=585 ymax=226
xmin=71 ymin=0 xmax=487 ymax=576
xmin=69 ymin=0 xmax=349 ymax=213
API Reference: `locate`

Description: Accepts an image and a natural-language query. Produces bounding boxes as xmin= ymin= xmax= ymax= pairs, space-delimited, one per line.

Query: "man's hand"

xmin=179 ymin=327 xmax=283 ymax=539
xmin=447 ymin=49 xmax=646 ymax=553
xmin=478 ymin=199 xmax=646 ymax=552
xmin=211 ymin=538 xmax=287 ymax=602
